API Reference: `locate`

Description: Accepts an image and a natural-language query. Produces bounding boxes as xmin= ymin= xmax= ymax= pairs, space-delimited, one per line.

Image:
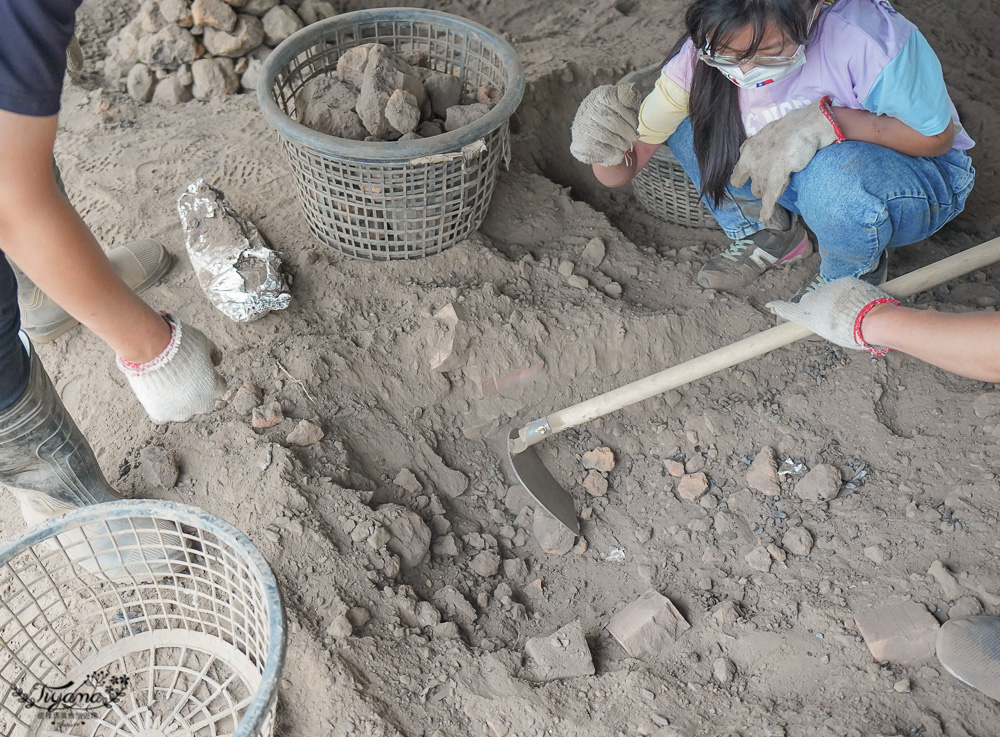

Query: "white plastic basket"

xmin=0 ymin=500 xmax=285 ymax=737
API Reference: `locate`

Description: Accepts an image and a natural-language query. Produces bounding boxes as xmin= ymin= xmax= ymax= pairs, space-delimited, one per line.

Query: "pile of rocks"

xmin=105 ymin=0 xmax=336 ymax=104
xmin=295 ymin=43 xmax=502 ymax=140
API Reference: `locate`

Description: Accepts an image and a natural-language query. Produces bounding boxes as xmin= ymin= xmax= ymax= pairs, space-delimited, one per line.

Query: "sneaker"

xmin=936 ymin=617 xmax=1000 ymax=702
xmin=18 ymin=239 xmax=172 ymax=343
xmin=697 ymin=214 xmax=813 ymax=291
xmin=792 ymin=249 xmax=889 ymax=301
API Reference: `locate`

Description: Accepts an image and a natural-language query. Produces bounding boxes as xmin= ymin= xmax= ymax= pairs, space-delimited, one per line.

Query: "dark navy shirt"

xmin=0 ymin=0 xmax=83 ymax=116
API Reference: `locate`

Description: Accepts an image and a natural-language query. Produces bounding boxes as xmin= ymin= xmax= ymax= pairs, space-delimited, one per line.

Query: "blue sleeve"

xmin=861 ymin=30 xmax=954 ymax=137
xmin=0 ymin=0 xmax=83 ymax=116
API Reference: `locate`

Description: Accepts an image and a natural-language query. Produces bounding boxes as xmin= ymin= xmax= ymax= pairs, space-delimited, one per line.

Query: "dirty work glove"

xmin=731 ymin=96 xmax=845 ymax=221
xmin=767 ymin=278 xmax=900 ymax=357
xmin=570 ymin=83 xmax=643 ymax=166
xmin=116 ymin=313 xmax=227 ymax=423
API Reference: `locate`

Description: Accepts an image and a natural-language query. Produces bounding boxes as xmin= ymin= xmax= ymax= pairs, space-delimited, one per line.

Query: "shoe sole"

xmin=26 ymin=249 xmax=173 ymax=344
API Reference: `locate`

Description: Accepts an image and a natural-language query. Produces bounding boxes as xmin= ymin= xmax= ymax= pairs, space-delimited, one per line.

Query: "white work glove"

xmin=570 ymin=83 xmax=643 ymax=166
xmin=116 ymin=314 xmax=227 ymax=423
xmin=767 ymin=278 xmax=899 ymax=357
xmin=731 ymin=96 xmax=844 ymax=221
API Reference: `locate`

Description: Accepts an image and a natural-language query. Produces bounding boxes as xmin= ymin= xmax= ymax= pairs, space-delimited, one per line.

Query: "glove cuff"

xmin=854 ymin=297 xmax=900 ymax=357
xmin=116 ymin=313 xmax=180 ymax=377
xmin=819 ymin=96 xmax=846 ymax=143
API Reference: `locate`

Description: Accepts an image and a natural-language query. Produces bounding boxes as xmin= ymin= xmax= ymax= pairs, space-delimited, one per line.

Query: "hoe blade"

xmin=506 ymin=430 xmax=580 ymax=534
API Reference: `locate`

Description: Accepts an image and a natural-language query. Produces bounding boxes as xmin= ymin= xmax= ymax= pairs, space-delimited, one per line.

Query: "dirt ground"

xmin=7 ymin=0 xmax=1000 ymax=734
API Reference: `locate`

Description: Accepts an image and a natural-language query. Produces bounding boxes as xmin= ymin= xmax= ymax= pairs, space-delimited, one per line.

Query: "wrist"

xmin=856 ymin=300 xmax=902 ymax=354
xmin=819 ymin=96 xmax=846 ymax=143
xmin=116 ymin=313 xmax=178 ymax=374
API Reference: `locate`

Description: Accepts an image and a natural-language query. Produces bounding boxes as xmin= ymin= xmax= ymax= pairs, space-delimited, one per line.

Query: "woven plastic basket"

xmin=621 ymin=64 xmax=716 ymax=229
xmin=0 ymin=500 xmax=285 ymax=737
xmin=258 ymin=8 xmax=525 ymax=260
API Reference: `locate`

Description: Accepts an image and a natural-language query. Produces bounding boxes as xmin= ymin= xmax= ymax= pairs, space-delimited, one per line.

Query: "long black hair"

xmin=670 ymin=0 xmax=814 ymax=205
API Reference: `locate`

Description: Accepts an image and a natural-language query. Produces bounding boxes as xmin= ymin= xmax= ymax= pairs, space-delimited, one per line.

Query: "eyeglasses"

xmin=699 ymin=48 xmax=802 ymax=69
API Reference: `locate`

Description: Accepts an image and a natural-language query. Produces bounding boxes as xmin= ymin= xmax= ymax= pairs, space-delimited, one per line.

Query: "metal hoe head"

xmin=507 ymin=429 xmax=580 ymax=535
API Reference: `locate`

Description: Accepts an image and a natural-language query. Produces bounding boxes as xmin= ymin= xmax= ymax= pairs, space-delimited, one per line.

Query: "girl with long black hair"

xmin=571 ymin=0 xmax=974 ymax=296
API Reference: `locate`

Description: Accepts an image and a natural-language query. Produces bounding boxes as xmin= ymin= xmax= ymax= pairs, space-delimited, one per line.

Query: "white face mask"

xmin=702 ymin=1 xmax=826 ymax=89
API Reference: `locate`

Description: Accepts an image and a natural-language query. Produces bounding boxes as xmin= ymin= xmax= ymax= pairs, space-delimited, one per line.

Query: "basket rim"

xmin=0 ymin=499 xmax=286 ymax=737
xmin=257 ymin=7 xmax=525 ymax=162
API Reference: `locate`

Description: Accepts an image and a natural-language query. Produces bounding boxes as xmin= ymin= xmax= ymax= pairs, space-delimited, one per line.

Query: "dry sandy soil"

xmin=6 ymin=0 xmax=1000 ymax=734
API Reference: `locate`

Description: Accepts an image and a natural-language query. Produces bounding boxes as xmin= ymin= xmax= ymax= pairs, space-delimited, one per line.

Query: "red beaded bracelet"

xmin=819 ymin=96 xmax=846 ymax=143
xmin=853 ymin=297 xmax=900 ymax=357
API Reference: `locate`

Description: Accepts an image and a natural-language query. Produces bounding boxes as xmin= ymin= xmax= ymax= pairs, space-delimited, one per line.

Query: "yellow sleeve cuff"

xmin=636 ymin=73 xmax=690 ymax=145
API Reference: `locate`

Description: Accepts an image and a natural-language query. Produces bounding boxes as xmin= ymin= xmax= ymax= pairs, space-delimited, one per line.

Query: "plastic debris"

xmin=177 ymin=179 xmax=291 ymax=322
xmin=605 ymin=547 xmax=626 ymax=562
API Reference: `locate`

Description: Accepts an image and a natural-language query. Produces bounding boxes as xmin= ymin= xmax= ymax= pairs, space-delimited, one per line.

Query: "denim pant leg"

xmin=786 ymin=143 xmax=976 ymax=280
xmin=667 ymin=117 xmax=779 ymax=239
xmin=0 ymin=253 xmax=29 ymax=411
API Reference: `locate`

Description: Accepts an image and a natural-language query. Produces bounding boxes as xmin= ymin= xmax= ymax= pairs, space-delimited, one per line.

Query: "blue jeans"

xmin=0 ymin=253 xmax=28 ymax=411
xmin=666 ymin=117 xmax=976 ymax=280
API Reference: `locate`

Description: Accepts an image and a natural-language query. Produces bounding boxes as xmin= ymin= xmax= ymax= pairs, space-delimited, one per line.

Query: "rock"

xmin=398 ymin=132 xmax=421 ymax=141
xmin=854 ymin=602 xmax=940 ymax=664
xmin=572 ymin=538 xmax=589 ymax=554
xmin=711 ymin=600 xmax=743 ymax=624
xmin=230 ymin=381 xmax=263 ymax=414
xmin=567 ymin=275 xmax=589 ymax=290
xmin=431 ymin=533 xmax=460 ymax=556
xmin=140 ymin=446 xmax=179 ymax=489
xmin=713 ymin=657 xmax=736 ymax=684
xmin=252 ymin=401 xmax=283 ymax=428
xmin=138 ymin=24 xmax=202 ymax=68
xmin=533 ymin=510 xmax=576 ymax=555
xmin=139 ymin=0 xmax=170 ymax=33
xmin=604 ymin=282 xmax=622 ymax=298
xmin=191 ymin=57 xmax=239 ymax=98
xmin=583 ymin=470 xmax=608 ymax=497
xmin=296 ymin=0 xmax=336 ymax=25
xmin=433 ymin=585 xmax=477 ymax=624
xmin=151 ymin=72 xmax=194 ymax=103
xmin=476 ymin=83 xmax=502 ymax=105
xmin=160 ymin=0 xmax=195 ymax=27
xmin=793 ymin=464 xmax=841 ymax=502
xmin=423 ymin=71 xmax=462 ymax=118
xmin=356 ymin=45 xmax=428 ymax=138
xmin=239 ymin=48 xmax=270 ymax=91
xmin=557 ymin=260 xmax=575 ymax=277
xmin=376 ymin=504 xmax=432 ymax=569
xmin=524 ymin=621 xmax=595 ymax=682
xmin=664 ymin=459 xmax=685 ymax=477
xmin=346 ymin=606 xmax=370 ymax=628
xmin=677 ymin=472 xmax=709 ymax=501
xmin=863 ymin=545 xmax=885 ymax=565
xmin=948 ymin=595 xmax=984 ymax=619
xmin=384 ymin=88 xmax=420 ymax=135
xmin=608 ymin=590 xmax=690 ymax=659
xmin=240 ymin=0 xmax=278 ymax=16
xmin=367 ymin=524 xmax=390 ymax=549
xmin=471 ymin=551 xmax=501 ymax=577
xmin=126 ymin=63 xmax=157 ymax=101
xmin=336 ymin=43 xmax=374 ymax=88
xmin=928 ymin=560 xmax=962 ymax=600
xmin=326 ymin=614 xmax=352 ymax=639
xmin=417 ymin=120 xmax=443 ymax=137
xmin=893 ymin=678 xmax=911 ymax=693
xmin=781 ymin=526 xmax=813 ymax=556
xmin=580 ymin=237 xmax=605 ymax=268
xmin=262 ymin=4 xmax=303 ymax=46
xmin=286 ymin=419 xmax=324 ymax=446
xmin=973 ymin=392 xmax=1000 ymax=419
xmin=394 ymin=468 xmax=422 ymax=494
xmin=582 ymin=446 xmax=615 ymax=473
xmin=745 ymin=547 xmax=772 ymax=573
xmin=444 ymin=102 xmax=491 ymax=132
xmin=203 ymin=14 xmax=264 ymax=57
xmin=746 ymin=446 xmax=780 ymax=496
xmin=191 ymin=0 xmax=237 ymax=30
xmin=295 ymin=74 xmax=363 ymax=134
xmin=503 ymin=557 xmax=528 ymax=581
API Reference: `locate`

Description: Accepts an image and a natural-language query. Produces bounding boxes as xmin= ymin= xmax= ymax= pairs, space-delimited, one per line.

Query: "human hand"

xmin=731 ymin=96 xmax=844 ymax=221
xmin=766 ymin=277 xmax=899 ymax=356
xmin=116 ymin=314 xmax=227 ymax=423
xmin=570 ymin=83 xmax=643 ymax=166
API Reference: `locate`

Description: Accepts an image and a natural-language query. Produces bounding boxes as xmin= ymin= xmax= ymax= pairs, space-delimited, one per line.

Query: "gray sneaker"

xmin=936 ymin=617 xmax=1000 ymax=701
xmin=697 ymin=214 xmax=812 ymax=291
xmin=793 ymin=249 xmax=889 ymax=302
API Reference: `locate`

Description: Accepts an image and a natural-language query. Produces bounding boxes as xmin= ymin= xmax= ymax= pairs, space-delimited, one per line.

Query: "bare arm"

xmin=834 ymin=108 xmax=956 ymax=158
xmin=592 ymin=141 xmax=662 ymax=188
xmin=861 ymin=304 xmax=1000 ymax=382
xmin=0 ymin=110 xmax=170 ymax=363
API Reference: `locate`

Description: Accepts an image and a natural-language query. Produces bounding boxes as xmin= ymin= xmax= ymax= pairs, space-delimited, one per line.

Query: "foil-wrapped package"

xmin=177 ymin=180 xmax=291 ymax=322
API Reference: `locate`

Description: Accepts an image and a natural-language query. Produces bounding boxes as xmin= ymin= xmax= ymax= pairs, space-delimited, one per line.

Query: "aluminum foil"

xmin=177 ymin=179 xmax=291 ymax=323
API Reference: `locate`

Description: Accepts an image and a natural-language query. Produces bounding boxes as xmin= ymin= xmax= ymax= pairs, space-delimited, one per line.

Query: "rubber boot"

xmin=0 ymin=335 xmax=184 ymax=579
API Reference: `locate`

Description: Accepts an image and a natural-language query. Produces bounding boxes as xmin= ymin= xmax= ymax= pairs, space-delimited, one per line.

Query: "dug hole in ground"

xmin=21 ymin=0 xmax=1000 ymax=734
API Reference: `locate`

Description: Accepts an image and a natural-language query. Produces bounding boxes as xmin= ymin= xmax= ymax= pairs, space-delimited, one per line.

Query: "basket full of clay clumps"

xmin=257 ymin=8 xmax=525 ymax=260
